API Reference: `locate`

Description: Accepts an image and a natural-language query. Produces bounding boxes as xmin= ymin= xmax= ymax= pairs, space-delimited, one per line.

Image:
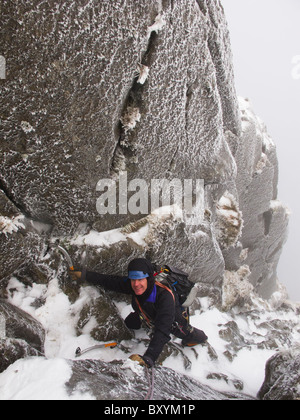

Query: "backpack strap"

xmin=155 ymin=281 xmax=175 ymax=302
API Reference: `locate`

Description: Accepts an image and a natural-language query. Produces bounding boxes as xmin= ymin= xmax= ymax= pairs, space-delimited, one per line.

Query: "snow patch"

xmin=0 ymin=357 xmax=94 ymax=400
xmin=121 ymin=358 xmax=144 ymax=376
xmin=20 ymin=121 xmax=35 ymax=134
xmin=70 ymin=205 xmax=183 ymax=251
xmin=0 ymin=215 xmax=25 ymax=236
xmin=71 ymin=228 xmax=127 ymax=248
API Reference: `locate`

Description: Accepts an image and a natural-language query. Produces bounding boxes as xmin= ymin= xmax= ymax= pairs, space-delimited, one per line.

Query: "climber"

xmin=70 ymin=258 xmax=207 ymax=368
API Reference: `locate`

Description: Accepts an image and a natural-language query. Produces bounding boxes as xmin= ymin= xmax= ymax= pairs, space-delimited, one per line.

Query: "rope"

xmin=144 ymin=367 xmax=155 ymax=400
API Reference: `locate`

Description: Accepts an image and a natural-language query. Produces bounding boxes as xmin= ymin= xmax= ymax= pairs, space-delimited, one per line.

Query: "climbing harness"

xmin=144 ymin=367 xmax=155 ymax=400
xmin=134 ymin=280 xmax=175 ymax=329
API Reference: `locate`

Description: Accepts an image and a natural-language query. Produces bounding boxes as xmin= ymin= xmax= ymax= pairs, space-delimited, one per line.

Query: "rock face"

xmin=225 ymin=99 xmax=289 ymax=298
xmin=76 ymin=290 xmax=134 ymax=342
xmin=65 ymin=359 xmax=254 ymax=400
xmin=0 ymin=299 xmax=45 ymax=373
xmin=0 ymin=0 xmax=288 ymax=299
xmin=0 ymin=0 xmax=291 ymax=396
xmin=258 ymin=346 xmax=300 ymax=400
xmin=0 ymin=0 xmax=238 ymax=234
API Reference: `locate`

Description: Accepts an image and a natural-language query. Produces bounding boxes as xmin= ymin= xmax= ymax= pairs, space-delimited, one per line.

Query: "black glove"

xmin=142 ymin=355 xmax=155 ymax=368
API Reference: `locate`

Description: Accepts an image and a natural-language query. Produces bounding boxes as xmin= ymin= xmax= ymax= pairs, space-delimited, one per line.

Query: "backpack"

xmin=154 ymin=264 xmax=195 ymax=307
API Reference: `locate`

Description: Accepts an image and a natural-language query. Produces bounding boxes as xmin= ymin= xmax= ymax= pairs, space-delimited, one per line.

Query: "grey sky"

xmin=221 ymin=0 xmax=300 ymax=301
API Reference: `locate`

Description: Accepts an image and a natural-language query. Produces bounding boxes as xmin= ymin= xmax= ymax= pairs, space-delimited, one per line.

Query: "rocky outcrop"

xmin=223 ymin=99 xmax=289 ymax=298
xmin=258 ymin=346 xmax=300 ymax=400
xmin=0 ymin=0 xmax=292 ymax=398
xmin=0 ymin=299 xmax=45 ymax=373
xmin=65 ymin=359 xmax=254 ymax=400
xmin=0 ymin=0 xmax=235 ymax=234
xmin=76 ymin=290 xmax=133 ymax=342
xmin=0 ymin=0 xmax=288 ymax=300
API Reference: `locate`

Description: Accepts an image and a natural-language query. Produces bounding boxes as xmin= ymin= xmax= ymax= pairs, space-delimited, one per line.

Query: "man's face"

xmin=131 ymin=278 xmax=148 ymax=296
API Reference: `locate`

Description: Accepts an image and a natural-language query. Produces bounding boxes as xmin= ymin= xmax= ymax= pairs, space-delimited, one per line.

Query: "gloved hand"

xmin=129 ymin=354 xmax=154 ymax=368
xmin=129 ymin=354 xmax=146 ymax=366
xmin=69 ymin=270 xmax=82 ymax=282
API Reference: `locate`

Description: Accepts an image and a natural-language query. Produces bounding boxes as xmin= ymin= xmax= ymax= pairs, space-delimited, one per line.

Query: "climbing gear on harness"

xmin=75 ymin=342 xmax=118 ymax=357
xmin=134 ymin=298 xmax=152 ymax=328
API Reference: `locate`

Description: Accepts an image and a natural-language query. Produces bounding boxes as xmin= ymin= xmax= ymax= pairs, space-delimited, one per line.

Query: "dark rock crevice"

xmin=110 ymin=30 xmax=159 ymax=177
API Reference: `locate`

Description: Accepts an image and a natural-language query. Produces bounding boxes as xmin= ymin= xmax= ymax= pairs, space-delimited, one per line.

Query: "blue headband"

xmin=128 ymin=270 xmax=149 ymax=280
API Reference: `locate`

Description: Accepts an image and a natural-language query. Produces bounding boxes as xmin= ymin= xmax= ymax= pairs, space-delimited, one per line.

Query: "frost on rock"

xmin=0 ymin=298 xmax=45 ymax=373
xmin=147 ymin=13 xmax=166 ymax=38
xmin=120 ymin=107 xmax=141 ymax=132
xmin=222 ymin=265 xmax=253 ymax=311
xmin=258 ymin=345 xmax=300 ymax=400
xmin=0 ymin=215 xmax=25 ymax=237
xmin=0 ymin=0 xmax=239 ymax=234
xmin=20 ymin=121 xmax=35 ymax=134
xmin=215 ymin=192 xmax=243 ymax=249
xmin=225 ymin=97 xmax=289 ymax=298
xmin=136 ymin=64 xmax=150 ymax=85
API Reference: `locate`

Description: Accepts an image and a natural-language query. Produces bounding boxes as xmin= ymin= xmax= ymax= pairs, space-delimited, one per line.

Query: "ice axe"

xmin=75 ymin=342 xmax=118 ymax=357
xmin=48 ymin=242 xmax=75 ymax=271
xmin=48 ymin=242 xmax=87 ymax=282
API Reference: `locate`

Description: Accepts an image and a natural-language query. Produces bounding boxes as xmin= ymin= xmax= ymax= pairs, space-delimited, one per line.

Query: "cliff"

xmin=0 ymin=0 xmax=288 ymax=297
xmin=0 ymin=0 xmax=294 ymax=400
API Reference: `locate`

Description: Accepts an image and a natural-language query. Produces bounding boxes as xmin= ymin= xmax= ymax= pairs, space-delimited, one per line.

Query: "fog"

xmin=222 ymin=0 xmax=300 ymax=301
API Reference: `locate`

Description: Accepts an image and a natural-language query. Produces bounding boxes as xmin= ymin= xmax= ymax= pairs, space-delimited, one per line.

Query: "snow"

xmin=70 ymin=205 xmax=183 ymax=250
xmin=71 ymin=228 xmax=127 ymax=248
xmin=1 ymin=268 xmax=300 ymax=400
xmin=161 ymin=302 xmax=280 ymax=397
xmin=0 ymin=215 xmax=25 ymax=236
xmin=137 ymin=64 xmax=150 ymax=85
xmin=20 ymin=121 xmax=35 ymax=134
xmin=121 ymin=107 xmax=141 ymax=131
xmin=0 ymin=358 xmax=94 ymax=400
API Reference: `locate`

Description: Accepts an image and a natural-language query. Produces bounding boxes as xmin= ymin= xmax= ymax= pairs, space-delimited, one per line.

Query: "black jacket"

xmin=85 ymin=271 xmax=175 ymax=363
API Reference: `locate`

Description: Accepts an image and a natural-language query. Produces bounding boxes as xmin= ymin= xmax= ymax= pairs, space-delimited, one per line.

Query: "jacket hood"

xmin=128 ymin=258 xmax=156 ymax=302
